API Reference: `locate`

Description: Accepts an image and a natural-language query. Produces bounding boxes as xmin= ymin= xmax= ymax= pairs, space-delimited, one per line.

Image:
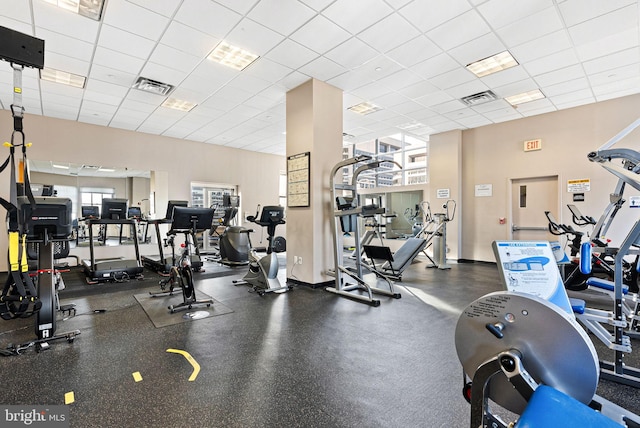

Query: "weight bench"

xmin=371 ymin=238 xmax=427 ymax=280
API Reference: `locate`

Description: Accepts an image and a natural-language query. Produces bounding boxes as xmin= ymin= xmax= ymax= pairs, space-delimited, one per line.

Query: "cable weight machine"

xmin=326 ymin=155 xmax=402 ymax=306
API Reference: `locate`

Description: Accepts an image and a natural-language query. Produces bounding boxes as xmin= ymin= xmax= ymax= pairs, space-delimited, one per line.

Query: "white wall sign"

xmin=475 ymin=184 xmax=492 ymax=197
xmin=630 ymin=196 xmax=640 ymax=208
xmin=436 ymin=188 xmax=450 ymax=199
xmin=567 ymin=178 xmax=590 ymax=193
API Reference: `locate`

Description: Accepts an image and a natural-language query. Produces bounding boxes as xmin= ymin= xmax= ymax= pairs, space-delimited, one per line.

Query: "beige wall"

xmin=0 ymin=112 xmax=285 ymax=270
xmin=460 ymin=93 xmax=640 ymax=262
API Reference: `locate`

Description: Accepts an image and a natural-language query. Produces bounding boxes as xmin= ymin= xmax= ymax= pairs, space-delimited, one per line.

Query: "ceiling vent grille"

xmin=460 ymin=90 xmax=498 ymax=106
xmin=132 ymin=77 xmax=174 ymax=96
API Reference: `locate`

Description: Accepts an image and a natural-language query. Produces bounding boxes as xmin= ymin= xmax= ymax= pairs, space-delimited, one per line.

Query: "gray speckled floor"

xmin=0 ymin=257 xmax=638 ymax=427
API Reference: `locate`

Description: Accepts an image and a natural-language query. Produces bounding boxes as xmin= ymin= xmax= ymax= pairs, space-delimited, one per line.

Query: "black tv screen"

xmin=165 ymin=200 xmax=188 ymax=220
xmin=223 ymin=194 xmax=239 ymax=208
xmin=128 ymin=206 xmax=142 ymax=218
xmin=81 ymin=205 xmax=99 ymax=218
xmin=101 ymin=198 xmax=129 ymax=220
xmin=17 ymin=196 xmax=72 ymax=239
xmin=171 ymin=206 xmax=214 ymax=232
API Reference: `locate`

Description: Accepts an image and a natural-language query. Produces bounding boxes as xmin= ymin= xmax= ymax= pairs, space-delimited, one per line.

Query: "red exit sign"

xmin=524 ymin=138 xmax=542 ymax=151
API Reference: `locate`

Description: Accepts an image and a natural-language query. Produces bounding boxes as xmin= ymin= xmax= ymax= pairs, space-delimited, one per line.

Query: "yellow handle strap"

xmin=8 ymin=231 xmax=19 ymax=272
xmin=20 ymin=234 xmax=28 ymax=273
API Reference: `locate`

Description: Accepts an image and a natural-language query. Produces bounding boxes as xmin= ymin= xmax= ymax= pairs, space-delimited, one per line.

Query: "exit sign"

xmin=524 ymin=139 xmax=542 ymax=151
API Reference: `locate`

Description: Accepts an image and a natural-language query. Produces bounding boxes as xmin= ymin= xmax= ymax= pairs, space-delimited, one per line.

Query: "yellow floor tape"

xmin=166 ymin=348 xmax=200 ymax=381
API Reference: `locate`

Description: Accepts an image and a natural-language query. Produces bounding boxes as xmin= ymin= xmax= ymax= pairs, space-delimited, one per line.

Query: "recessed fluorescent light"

xmin=43 ymin=0 xmax=105 ymax=21
xmin=505 ymin=89 xmax=545 ymax=106
xmin=98 ymin=168 xmax=115 ymax=172
xmin=52 ymin=164 xmax=69 ymax=169
xmin=207 ymin=41 xmax=259 ymax=71
xmin=161 ymin=98 xmax=197 ymax=112
xmin=397 ymin=122 xmax=426 ymax=130
xmin=40 ymin=68 xmax=86 ymax=88
xmin=347 ymin=102 xmax=382 ymax=115
xmin=466 ymin=51 xmax=518 ymax=78
xmin=132 ymin=77 xmax=174 ymax=96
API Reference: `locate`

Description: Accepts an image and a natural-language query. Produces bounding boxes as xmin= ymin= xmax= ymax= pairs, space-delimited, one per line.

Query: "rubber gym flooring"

xmin=0 ymin=255 xmax=639 ymax=427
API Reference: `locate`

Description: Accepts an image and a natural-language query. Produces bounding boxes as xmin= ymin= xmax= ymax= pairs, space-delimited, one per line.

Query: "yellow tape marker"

xmin=14 ymin=87 xmax=21 ymax=94
xmin=64 ymin=391 xmax=75 ymax=405
xmin=166 ymin=348 xmax=200 ymax=381
xmin=132 ymin=371 xmax=142 ymax=382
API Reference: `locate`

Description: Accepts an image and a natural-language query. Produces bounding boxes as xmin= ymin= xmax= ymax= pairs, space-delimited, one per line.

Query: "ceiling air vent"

xmin=460 ymin=90 xmax=498 ymax=106
xmin=132 ymin=77 xmax=174 ymax=96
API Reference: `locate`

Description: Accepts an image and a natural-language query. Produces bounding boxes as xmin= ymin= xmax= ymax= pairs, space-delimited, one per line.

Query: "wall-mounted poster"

xmin=287 ymin=152 xmax=310 ymax=207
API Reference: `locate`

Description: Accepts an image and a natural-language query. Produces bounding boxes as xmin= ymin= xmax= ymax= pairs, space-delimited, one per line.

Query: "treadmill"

xmin=141 ymin=200 xmax=188 ymax=274
xmin=82 ymin=198 xmax=144 ymax=283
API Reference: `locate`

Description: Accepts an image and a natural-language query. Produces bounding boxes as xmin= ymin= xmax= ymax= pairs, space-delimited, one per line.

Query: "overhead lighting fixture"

xmin=161 ymin=98 xmax=197 ymax=112
xmin=466 ymin=51 xmax=518 ymax=78
xmin=397 ymin=122 xmax=426 ymax=131
xmin=52 ymin=164 xmax=69 ymax=170
xmin=505 ymin=89 xmax=545 ymax=106
xmin=207 ymin=41 xmax=259 ymax=71
xmin=98 ymin=168 xmax=115 ymax=172
xmin=40 ymin=67 xmax=86 ymax=88
xmin=132 ymin=77 xmax=174 ymax=96
xmin=43 ymin=0 xmax=105 ymax=21
xmin=347 ymin=102 xmax=382 ymax=115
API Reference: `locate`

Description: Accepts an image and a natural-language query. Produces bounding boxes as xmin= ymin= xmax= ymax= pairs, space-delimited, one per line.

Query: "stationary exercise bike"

xmin=233 ymin=205 xmax=291 ymax=296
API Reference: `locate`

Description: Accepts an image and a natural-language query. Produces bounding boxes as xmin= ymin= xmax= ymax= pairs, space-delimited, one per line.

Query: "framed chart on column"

xmin=287 ymin=152 xmax=310 ymax=207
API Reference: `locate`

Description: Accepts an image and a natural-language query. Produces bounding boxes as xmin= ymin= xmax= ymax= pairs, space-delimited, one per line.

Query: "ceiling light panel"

xmin=347 ymin=102 xmax=383 ymax=115
xmin=466 ymin=51 xmax=519 ymax=77
xmin=40 ymin=68 xmax=86 ymax=88
xmin=44 ymin=0 xmax=105 ymax=21
xmin=207 ymin=42 xmax=260 ymax=71
xmin=162 ymin=98 xmax=197 ymax=112
xmin=505 ymin=89 xmax=546 ymax=106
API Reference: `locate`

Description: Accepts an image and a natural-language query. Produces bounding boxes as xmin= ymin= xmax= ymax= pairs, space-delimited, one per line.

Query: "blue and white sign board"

xmin=492 ymin=241 xmax=573 ymax=315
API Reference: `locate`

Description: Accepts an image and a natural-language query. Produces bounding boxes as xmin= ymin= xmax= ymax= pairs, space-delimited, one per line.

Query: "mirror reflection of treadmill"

xmin=141 ymin=200 xmax=188 ymax=274
xmin=82 ymin=198 xmax=144 ymax=283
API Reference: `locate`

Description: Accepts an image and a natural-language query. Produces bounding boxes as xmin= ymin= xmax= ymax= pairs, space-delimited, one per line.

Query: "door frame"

xmin=508 ymin=174 xmax=561 ymax=240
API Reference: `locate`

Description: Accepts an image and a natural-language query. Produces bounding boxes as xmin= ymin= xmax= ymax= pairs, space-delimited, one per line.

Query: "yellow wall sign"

xmin=568 ymin=178 xmax=590 ymax=193
xmin=524 ymin=139 xmax=542 ymax=151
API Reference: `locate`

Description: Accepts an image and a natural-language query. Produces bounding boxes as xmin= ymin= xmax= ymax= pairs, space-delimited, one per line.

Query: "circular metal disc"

xmin=455 ymin=291 xmax=599 ymax=414
xmin=182 ymin=310 xmax=210 ymax=320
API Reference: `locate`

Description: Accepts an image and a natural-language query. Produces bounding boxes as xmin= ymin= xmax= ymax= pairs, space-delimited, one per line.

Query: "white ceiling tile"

xmin=139 ymin=62 xmax=188 ymax=87
xmin=0 ymin=1 xmax=32 ymax=24
xmin=414 ymin=90 xmax=455 ymax=107
xmin=41 ymin=90 xmax=82 ymax=108
xmin=588 ymin=63 xmax=639 ymax=88
xmin=354 ymin=55 xmax=403 ymax=81
xmin=510 ymin=30 xmax=572 ymax=63
xmin=103 ymin=0 xmax=170 ymax=41
xmin=225 ymin=18 xmax=285 ymax=56
xmin=279 ymin=71 xmax=313 ymax=90
xmin=33 ymin=1 xmax=100 ymax=41
xmin=390 ymin=100 xmax=425 ymax=115
xmin=148 ymin=45 xmax=202 ymax=74
xmin=44 ymin=52 xmax=90 ymax=76
xmin=574 ymin=28 xmax=638 ymax=62
xmin=541 ymin=77 xmax=589 ymax=97
xmin=550 ymin=90 xmax=595 ymax=109
xmin=427 ymin=10 xmax=491 ymax=51
xmin=567 ymin=4 xmax=637 ymax=46
xmin=92 ymin=46 xmax=145 ymax=75
xmin=84 ymin=80 xmax=129 ymax=104
xmin=523 ymin=49 xmax=580 ymax=77
xmin=495 ymin=6 xmax=563 ymax=48
xmin=290 ymin=14 xmax=352 ymax=54
xmin=478 ymin=0 xmax=553 ymax=29
xmin=447 ymin=32 xmax=505 ymax=67
xmin=533 ymin=64 xmax=584 ymax=87
xmin=593 ymin=76 xmax=640 ymax=101
xmin=174 ymin=0 xmax=242 ymax=39
xmin=35 ymin=28 xmax=95 ymax=62
xmin=386 ymin=36 xmax=441 ymax=68
xmin=298 ymin=56 xmax=346 ymax=81
xmin=228 ymin=74 xmax=273 ymax=94
xmin=358 ymin=13 xmax=419 ymax=53
xmin=244 ymin=58 xmax=294 ymax=83
xmin=350 ymin=81 xmax=393 ymax=100
xmin=582 ymin=48 xmax=640 ymax=75
xmin=160 ymin=21 xmax=220 ymax=58
xmin=412 ymin=53 xmax=459 ymax=80
xmin=371 ymin=91 xmax=411 ymax=108
xmin=324 ymin=38 xmax=378 ymax=70
xmin=119 ymin=99 xmax=159 ymax=114
xmin=44 ymin=105 xmax=79 ymax=121
xmin=429 ymin=99 xmax=467 ymax=114
xmin=98 ymin=24 xmax=157 ymax=60
xmin=428 ymin=67 xmax=475 ymax=90
xmin=323 ymin=0 xmax=393 ymax=35
xmin=484 ymin=108 xmax=522 ymax=123
xmin=446 ymin=80 xmax=491 ymax=99
xmin=374 ymin=69 xmax=422 ymax=91
xmin=80 ymin=99 xmax=118 ymax=115
xmin=39 ymin=79 xmax=84 ymax=98
xmin=265 ymin=39 xmax=319 ymax=69
xmin=248 ymin=0 xmax=316 ymax=36
xmin=492 ymin=78 xmax=539 ymax=98
xmin=299 ymin=0 xmax=337 ymax=11
xmin=399 ymin=0 xmax=471 ymax=33
xmin=471 ymin=99 xmax=511 ymax=113
xmin=398 ymin=81 xmax=440 ymax=100
xmin=511 ymin=98 xmax=554 ymax=114
xmin=480 ymin=66 xmax=530 ymax=89
xmin=126 ymin=0 xmax=183 ymax=18
xmin=0 ymin=16 xmax=33 ymax=37
xmin=558 ymin=0 xmax=637 ymax=27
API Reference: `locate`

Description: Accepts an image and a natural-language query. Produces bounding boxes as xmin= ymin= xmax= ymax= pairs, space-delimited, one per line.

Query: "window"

xmin=80 ymin=187 xmax=115 ymax=216
xmin=342 ymin=133 xmax=429 ymax=188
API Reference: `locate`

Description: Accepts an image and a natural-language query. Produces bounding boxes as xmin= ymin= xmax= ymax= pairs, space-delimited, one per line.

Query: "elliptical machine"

xmin=233 ymin=205 xmax=291 ymax=296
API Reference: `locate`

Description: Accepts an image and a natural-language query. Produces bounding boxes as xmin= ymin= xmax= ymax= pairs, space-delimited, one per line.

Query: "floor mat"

xmin=134 ymin=291 xmax=234 ymax=328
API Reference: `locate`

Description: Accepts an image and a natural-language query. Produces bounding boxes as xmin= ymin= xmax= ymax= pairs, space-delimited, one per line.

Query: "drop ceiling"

xmin=0 ymin=0 xmax=638 ymax=157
